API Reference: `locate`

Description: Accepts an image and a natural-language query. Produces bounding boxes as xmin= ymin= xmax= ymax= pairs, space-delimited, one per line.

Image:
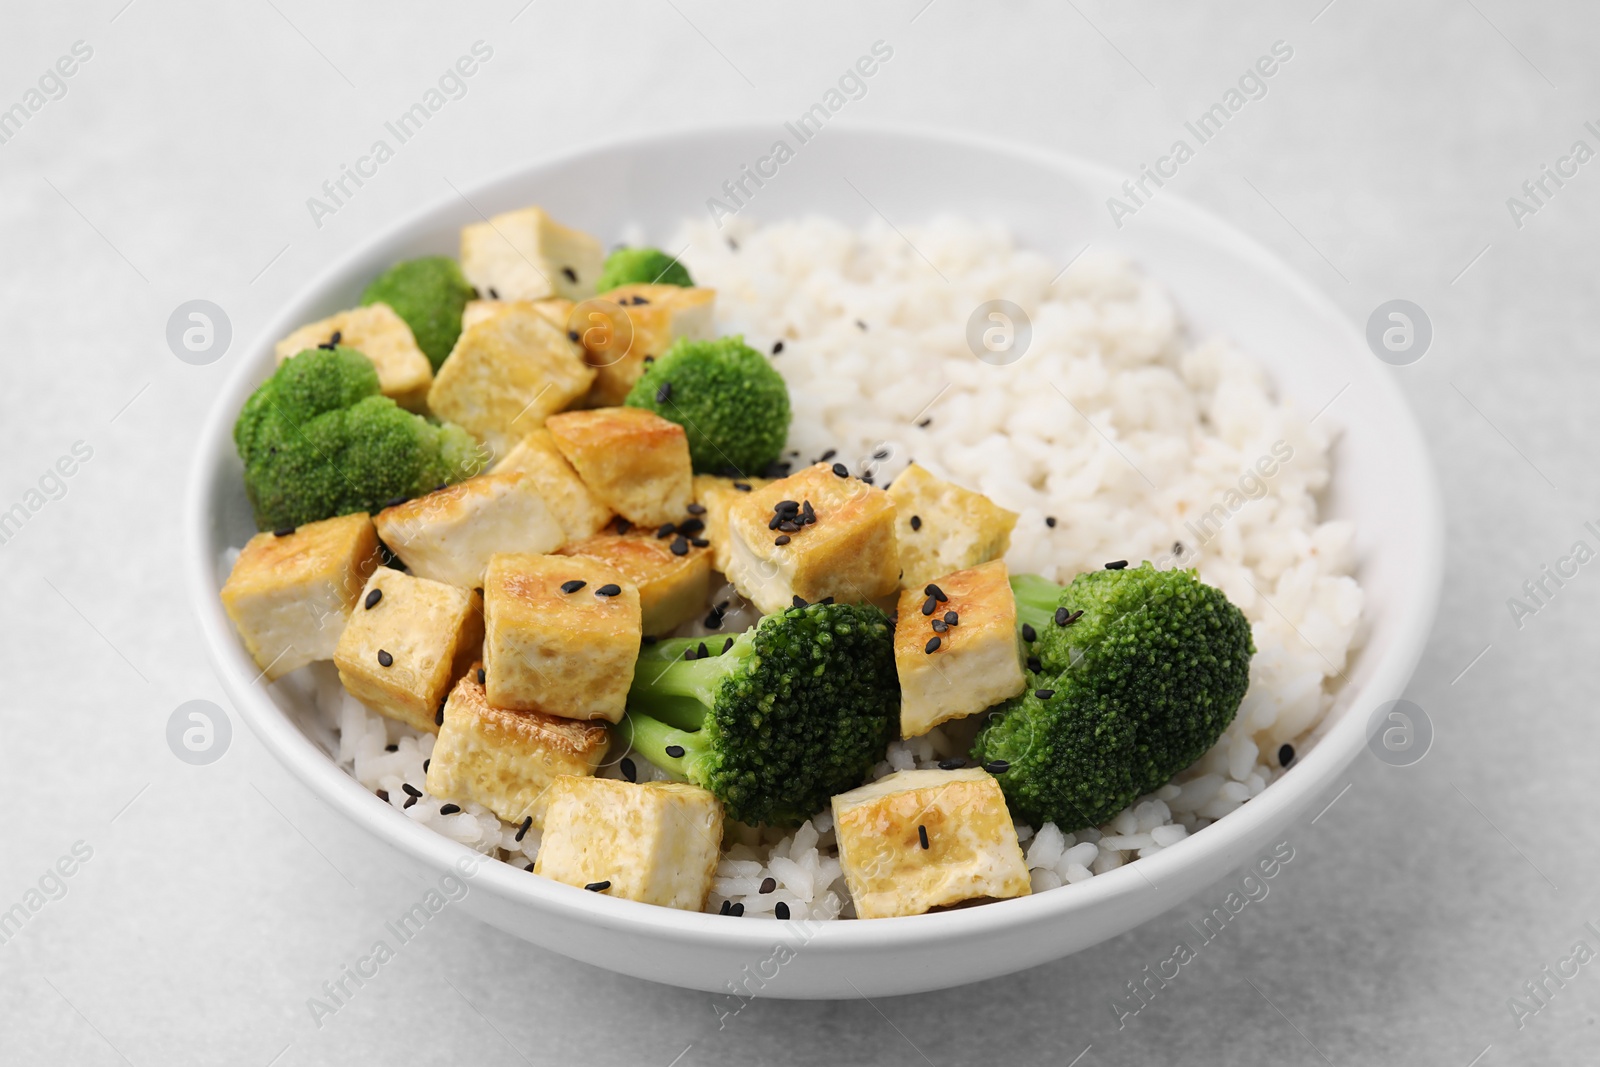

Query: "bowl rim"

xmin=184 ymin=119 xmax=1443 ymax=955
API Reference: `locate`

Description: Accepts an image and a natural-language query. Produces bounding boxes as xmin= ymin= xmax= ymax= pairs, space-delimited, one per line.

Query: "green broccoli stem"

xmin=621 ymin=712 xmax=712 ymax=783
xmin=627 ymin=631 xmax=756 ymax=726
xmin=1011 ymin=573 xmax=1065 ymax=634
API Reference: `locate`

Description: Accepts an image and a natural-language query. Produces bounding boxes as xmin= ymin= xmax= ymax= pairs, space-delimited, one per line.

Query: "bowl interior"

xmin=187 ymin=124 xmax=1441 ymax=996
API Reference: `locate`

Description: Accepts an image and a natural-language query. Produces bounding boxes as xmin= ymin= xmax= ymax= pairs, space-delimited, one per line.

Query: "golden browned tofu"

xmin=492 ymin=429 xmax=613 ymax=542
xmin=460 ymin=297 xmax=573 ymax=334
xmin=425 ymin=665 xmax=610 ymax=827
xmin=832 ymin=768 xmax=1030 ymax=919
xmin=579 ymin=284 xmax=716 ymax=407
xmin=545 ymin=408 xmax=692 ymax=526
xmin=691 ymin=474 xmax=769 ymax=573
xmin=534 ymin=776 xmax=723 ymax=911
xmin=895 ymin=560 xmax=1025 ymax=738
xmin=220 ymin=514 xmax=380 ymax=681
xmin=273 ymin=305 xmax=432 ymax=411
xmin=558 ymin=530 xmax=712 ymax=636
xmin=723 ymin=463 xmax=900 ymax=614
xmin=333 ymin=569 xmax=484 ymax=733
xmin=427 ymin=304 xmax=595 ymax=461
xmin=459 ymin=206 xmax=604 ymax=302
xmin=887 ymin=463 xmax=1018 ymax=590
xmin=482 ymin=553 xmax=641 ymax=722
xmin=373 ymin=473 xmax=565 ymax=589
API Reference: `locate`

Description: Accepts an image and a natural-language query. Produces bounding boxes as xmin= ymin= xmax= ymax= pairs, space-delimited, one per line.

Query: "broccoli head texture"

xmin=595 ymin=246 xmax=694 ymax=292
xmin=360 ymin=256 xmax=475 ymax=370
xmin=235 ymin=348 xmax=485 ymax=530
xmin=972 ymin=564 xmax=1254 ymax=831
xmin=624 ymin=335 xmax=791 ymax=476
xmin=622 ymin=601 xmax=898 ymax=826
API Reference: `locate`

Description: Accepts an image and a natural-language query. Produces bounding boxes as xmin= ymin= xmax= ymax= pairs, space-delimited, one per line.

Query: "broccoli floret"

xmin=972 ymin=564 xmax=1254 ymax=831
xmin=624 ymin=335 xmax=790 ymax=476
xmin=360 ymin=256 xmax=475 ymax=370
xmin=595 ymin=246 xmax=693 ymax=292
xmin=622 ymin=601 xmax=898 ymax=826
xmin=236 ymin=348 xmax=486 ymax=530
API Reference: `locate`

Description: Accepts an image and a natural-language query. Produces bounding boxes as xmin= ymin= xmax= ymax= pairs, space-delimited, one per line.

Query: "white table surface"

xmin=3 ymin=2 xmax=1595 ymax=1063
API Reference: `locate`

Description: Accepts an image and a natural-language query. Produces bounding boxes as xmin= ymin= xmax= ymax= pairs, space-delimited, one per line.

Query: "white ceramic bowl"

xmin=186 ymin=124 xmax=1442 ymax=998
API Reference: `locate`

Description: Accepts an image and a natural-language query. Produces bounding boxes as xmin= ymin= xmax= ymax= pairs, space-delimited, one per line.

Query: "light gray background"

xmin=2 ymin=1 xmax=1593 ymax=1063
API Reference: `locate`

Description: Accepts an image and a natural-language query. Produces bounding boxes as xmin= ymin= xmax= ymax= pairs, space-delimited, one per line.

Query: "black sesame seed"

xmin=719 ymin=899 xmax=733 ymax=915
xmin=487 ymin=287 xmax=499 ymax=299
xmin=924 ymin=636 xmax=941 ymax=654
xmin=938 ymin=757 xmax=966 ymax=770
xmin=584 ymin=880 xmax=610 ymax=892
xmin=1035 ymin=689 xmax=1056 ymax=699
xmin=376 ymin=789 xmax=390 ymax=803
xmin=515 ymin=815 xmax=533 ymax=841
xmin=642 ymin=635 xmax=658 ymax=645
xmin=729 ymin=902 xmax=745 ymax=916
xmin=656 ymin=382 xmax=673 ymax=404
xmin=477 ymin=668 xmax=486 ymax=685
xmin=561 ymin=579 xmax=587 ymax=594
xmin=855 ymin=319 xmax=867 ymax=331
xmin=665 ymin=744 xmax=685 ymax=758
xmin=402 ymin=783 xmax=422 ymax=798
xmin=774 ymin=901 xmax=791 ymax=919
xmin=561 ymin=266 xmax=578 ymax=283
xmin=385 ymin=743 xmax=398 ymax=753
xmin=921 ymin=597 xmax=937 ymax=616
xmin=671 ymin=536 xmax=689 ymax=556
xmin=404 ymin=795 xmax=417 ymax=809
xmin=1066 ymin=609 xmax=1084 ymax=625
xmin=944 ymin=610 xmax=958 ymax=625
xmin=364 ymin=588 xmax=383 ymax=610
xmin=1105 ymin=560 xmax=1128 ymax=570
xmin=768 ymin=514 xmax=783 ymax=531
xmin=801 ymin=500 xmax=816 ymax=523
xmin=657 ymin=522 xmax=677 ymax=538
xmin=273 ymin=526 xmax=296 ymax=537
xmin=1279 ymin=743 xmax=1295 ymax=768
xmin=1172 ymin=541 xmax=1184 ymax=556
xmin=774 ymin=534 xmax=791 ymax=546
xmin=759 ymin=877 xmax=777 ymax=894
xmin=568 ymin=329 xmax=581 ymax=342
xmin=687 ymin=503 xmax=707 ymax=515
xmin=621 ymin=757 xmax=637 ymax=782
xmin=596 ymin=584 xmax=622 ymax=597
xmin=777 ymin=520 xmax=800 ymax=533
xmin=733 ymin=482 xmax=752 ymax=491
xmin=436 ymin=701 xmax=446 ymax=727
xmin=820 ymin=449 xmax=837 ymax=461
xmin=524 ymin=863 xmax=534 ymax=871
xmin=917 ymin=417 xmax=932 ymax=428
xmin=831 ymin=462 xmax=849 ymax=478
xmin=1054 ymin=607 xmax=1070 ymax=626
xmin=683 ymin=646 xmax=698 ymax=661
xmin=771 ymin=340 xmax=784 ymax=355
xmin=918 ymin=824 xmax=929 ymax=850
xmin=984 ymin=759 xmax=1010 ymax=774
xmin=723 ymin=637 xmax=734 ymax=653
xmin=612 ymin=516 xmax=632 ymax=534
xmin=873 ymin=448 xmax=889 ymax=461
xmin=377 ymin=649 xmax=393 ymax=667
xmin=704 ymin=606 xmax=725 ymax=629
xmin=1027 ymin=656 xmax=1043 ymax=672
xmin=690 ymin=536 xmax=709 ymax=547
xmin=423 ymin=759 xmax=429 ymax=773
xmin=910 ymin=515 xmax=922 ymax=531
xmin=819 ymin=596 xmax=834 ymax=605
xmin=931 ymin=619 xmax=948 ymax=633
xmin=792 ymin=595 xmax=808 ymax=609
xmin=1020 ymin=623 xmax=1037 ymax=643
xmin=1045 ymin=516 xmax=1057 ymax=528
xmin=697 ymin=642 xmax=709 ymax=659
xmin=925 ymin=584 xmax=948 ymax=602
xmin=439 ymin=803 xmax=461 ymax=815
xmin=329 ymin=331 xmax=342 ymax=345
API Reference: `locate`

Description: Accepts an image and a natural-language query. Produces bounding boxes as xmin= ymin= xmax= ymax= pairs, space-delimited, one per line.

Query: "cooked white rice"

xmin=260 ymin=215 xmax=1364 ymax=919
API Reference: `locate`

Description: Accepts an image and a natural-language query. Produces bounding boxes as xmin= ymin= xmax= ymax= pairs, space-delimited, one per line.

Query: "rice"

xmin=257 ymin=214 xmax=1364 ymax=918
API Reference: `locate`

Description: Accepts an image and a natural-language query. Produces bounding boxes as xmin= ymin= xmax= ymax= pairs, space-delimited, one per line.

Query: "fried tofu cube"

xmin=273 ymin=304 xmax=432 ymax=411
xmin=692 ymin=474 xmax=769 ymax=573
xmin=459 ymin=206 xmax=604 ymax=302
xmin=461 ymin=297 xmax=573 ymax=334
xmin=580 ymin=284 xmax=717 ymax=407
xmin=425 ymin=665 xmax=610 ymax=827
xmin=559 ymin=530 xmax=712 ymax=635
xmin=333 ymin=569 xmax=484 ymax=733
xmin=895 ymin=560 xmax=1026 ymax=738
xmin=887 ymin=463 xmax=1019 ymax=590
xmin=221 ymin=514 xmax=380 ymax=681
xmin=373 ymin=472 xmax=566 ymax=589
xmin=545 ymin=408 xmax=692 ymax=526
xmin=482 ymin=553 xmax=641 ymax=722
xmin=534 ymin=776 xmax=723 ymax=911
xmin=427 ymin=304 xmax=596 ymax=460
xmin=492 ymin=429 xmax=613 ymax=541
xmin=724 ymin=463 xmax=900 ymax=614
xmin=832 ymin=768 xmax=1030 ymax=919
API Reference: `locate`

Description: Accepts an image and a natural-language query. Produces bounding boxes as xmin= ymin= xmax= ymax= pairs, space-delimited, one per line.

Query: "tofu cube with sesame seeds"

xmin=887 ymin=463 xmax=1019 ymax=591
xmin=221 ymin=513 xmax=381 ymax=682
xmin=273 ymin=304 xmax=433 ymax=411
xmin=895 ymin=560 xmax=1026 ymax=738
xmin=558 ymin=529 xmax=712 ymax=635
xmin=832 ymin=768 xmax=1030 ymax=919
xmin=691 ymin=474 xmax=769 ymax=573
xmin=460 ymin=296 xmax=573 ymax=335
xmin=373 ymin=472 xmax=566 ymax=589
xmin=723 ymin=462 xmax=900 ymax=615
xmin=333 ymin=569 xmax=484 ymax=733
xmin=427 ymin=303 xmax=596 ymax=461
xmin=425 ymin=664 xmax=610 ymax=828
xmin=534 ymin=776 xmax=723 ymax=911
xmin=545 ymin=407 xmax=693 ymax=526
xmin=459 ymin=205 xmax=604 ymax=302
xmin=492 ymin=428 xmax=613 ymax=541
xmin=482 ymin=552 xmax=641 ymax=722
xmin=579 ymin=284 xmax=717 ymax=407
